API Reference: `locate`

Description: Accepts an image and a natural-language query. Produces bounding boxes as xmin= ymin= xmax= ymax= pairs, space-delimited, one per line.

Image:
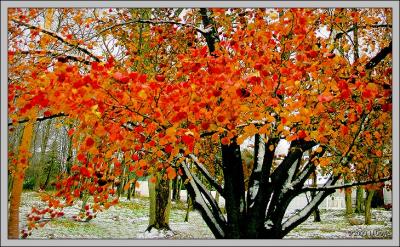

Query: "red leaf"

xmin=80 ymin=167 xmax=91 ymax=177
xmin=362 ymin=89 xmax=373 ymax=99
xmin=73 ymin=189 xmax=80 ymax=197
xmin=155 ymin=74 xmax=165 ymax=82
xmin=201 ymin=122 xmax=210 ymax=130
xmin=77 ymin=153 xmax=86 ymax=162
xmin=340 ymin=89 xmax=351 ymax=99
xmin=68 ymin=128 xmax=75 ymax=136
xmin=307 ymin=50 xmax=318 ymax=58
xmin=138 ymin=74 xmax=147 ymax=83
xmin=326 ymin=53 xmax=335 ymax=59
xmin=136 ymin=169 xmax=144 ymax=177
xmin=131 ymin=154 xmax=139 ymax=161
xmin=298 ymin=130 xmax=307 ymax=139
xmin=172 ymin=111 xmax=188 ymax=123
xmin=221 ymin=137 xmax=230 ymax=145
xmin=340 ymin=125 xmax=349 ymax=135
xmin=86 ymin=137 xmax=95 ymax=147
xmin=213 ymin=90 xmax=222 ymax=97
xmin=181 ymin=135 xmax=194 ymax=146
xmin=217 ymin=115 xmax=225 ymax=123
xmin=43 ymin=111 xmax=52 ymax=117
xmin=254 ymin=63 xmax=263 ymax=70
xmin=113 ymin=72 xmax=129 ymax=83
xmin=317 ymin=93 xmax=334 ymax=103
xmin=165 ymin=144 xmax=173 ymax=153
xmin=382 ymin=103 xmax=392 ymax=112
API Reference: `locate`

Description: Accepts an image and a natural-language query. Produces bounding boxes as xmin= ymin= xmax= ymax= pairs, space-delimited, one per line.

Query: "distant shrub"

xmin=23 ymin=177 xmax=36 ymax=190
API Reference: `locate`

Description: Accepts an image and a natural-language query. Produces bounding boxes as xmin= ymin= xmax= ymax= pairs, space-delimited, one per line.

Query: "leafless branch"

xmin=301 ymin=176 xmax=391 ymax=192
xmin=88 ymin=19 xmax=209 ymax=41
xmin=8 ymin=112 xmax=68 ymax=126
xmin=12 ymin=19 xmax=100 ymax=62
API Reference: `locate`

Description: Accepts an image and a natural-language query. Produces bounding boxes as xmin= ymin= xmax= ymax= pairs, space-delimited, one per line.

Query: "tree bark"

xmin=364 ymin=189 xmax=375 ymax=225
xmin=172 ymin=175 xmax=181 ymax=201
xmin=8 ymin=120 xmax=35 ymax=239
xmin=184 ymin=194 xmax=192 ymax=222
xmin=355 ymin=186 xmax=364 ymax=213
xmin=345 ymin=186 xmax=353 ymax=215
xmin=147 ymin=176 xmax=172 ymax=231
xmin=221 ymin=138 xmax=246 ymax=238
xmin=312 ymin=171 xmax=321 ymax=222
xmin=36 ymin=119 xmax=53 ymax=190
xmin=371 ymin=188 xmax=384 ymax=208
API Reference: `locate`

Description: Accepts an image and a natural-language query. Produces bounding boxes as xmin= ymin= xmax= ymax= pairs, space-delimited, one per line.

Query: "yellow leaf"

xmin=138 ymin=89 xmax=147 ymax=100
xmin=166 ymin=127 xmax=176 ymax=136
xmin=237 ymin=135 xmax=245 ymax=145
xmin=44 ymin=9 xmax=55 ymax=29
xmin=270 ymin=12 xmax=278 ymax=19
xmin=315 ymin=146 xmax=323 ymax=153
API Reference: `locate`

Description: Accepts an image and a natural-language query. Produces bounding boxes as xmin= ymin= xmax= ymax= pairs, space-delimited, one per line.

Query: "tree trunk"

xmin=345 ymin=187 xmax=353 ymax=215
xmin=184 ymin=194 xmax=192 ymax=222
xmin=65 ymin=133 xmax=73 ymax=175
xmin=221 ymin=139 xmax=246 ymax=238
xmin=147 ymin=176 xmax=171 ymax=231
xmin=37 ymin=119 xmax=52 ymax=190
xmin=355 ymin=186 xmax=364 ymax=213
xmin=365 ymin=189 xmax=375 ymax=225
xmin=8 ymin=119 xmax=35 ymax=238
xmin=172 ymin=175 xmax=181 ymax=201
xmin=371 ymin=188 xmax=384 ymax=208
xmin=42 ymin=163 xmax=52 ymax=190
xmin=312 ymin=171 xmax=321 ymax=222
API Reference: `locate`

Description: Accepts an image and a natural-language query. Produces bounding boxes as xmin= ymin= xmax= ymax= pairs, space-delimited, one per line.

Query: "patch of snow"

xmin=264 ymin=220 xmax=274 ymax=230
xmin=137 ymin=229 xmax=174 ymax=239
xmin=18 ymin=192 xmax=392 ymax=240
xmin=248 ymin=181 xmax=260 ymax=202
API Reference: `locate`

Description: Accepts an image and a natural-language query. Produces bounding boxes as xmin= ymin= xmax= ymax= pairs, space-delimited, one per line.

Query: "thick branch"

xmin=188 ymin=154 xmax=224 ymax=197
xmin=301 ymin=176 xmax=391 ymax=192
xmin=180 ymin=162 xmax=225 ymax=238
xmin=281 ymin=175 xmax=339 ymax=235
xmin=365 ymin=41 xmax=392 ymax=69
xmin=334 ymin=24 xmax=392 ymax=42
xmin=189 ymin=166 xmax=227 ymax=226
xmin=291 ymin=148 xmax=326 ymax=189
xmin=12 ymin=19 xmax=100 ymax=62
xmin=90 ymin=19 xmax=209 ymax=40
xmin=8 ymin=112 xmax=68 ymax=126
xmin=200 ymin=130 xmax=218 ymax=138
xmin=271 ymin=140 xmax=317 ymax=184
xmin=199 ymin=8 xmax=218 ymax=54
xmin=221 ymin=138 xmax=246 ymax=238
xmin=14 ymin=50 xmax=91 ymax=65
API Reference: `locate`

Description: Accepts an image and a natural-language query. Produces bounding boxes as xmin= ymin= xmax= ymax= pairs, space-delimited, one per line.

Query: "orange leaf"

xmin=166 ymin=166 xmax=176 ymax=180
xmin=221 ymin=137 xmax=230 ymax=145
xmin=149 ymin=176 xmax=157 ymax=183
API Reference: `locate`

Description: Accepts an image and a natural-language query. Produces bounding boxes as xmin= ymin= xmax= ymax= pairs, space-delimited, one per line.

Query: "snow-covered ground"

xmin=18 ymin=192 xmax=392 ymax=239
